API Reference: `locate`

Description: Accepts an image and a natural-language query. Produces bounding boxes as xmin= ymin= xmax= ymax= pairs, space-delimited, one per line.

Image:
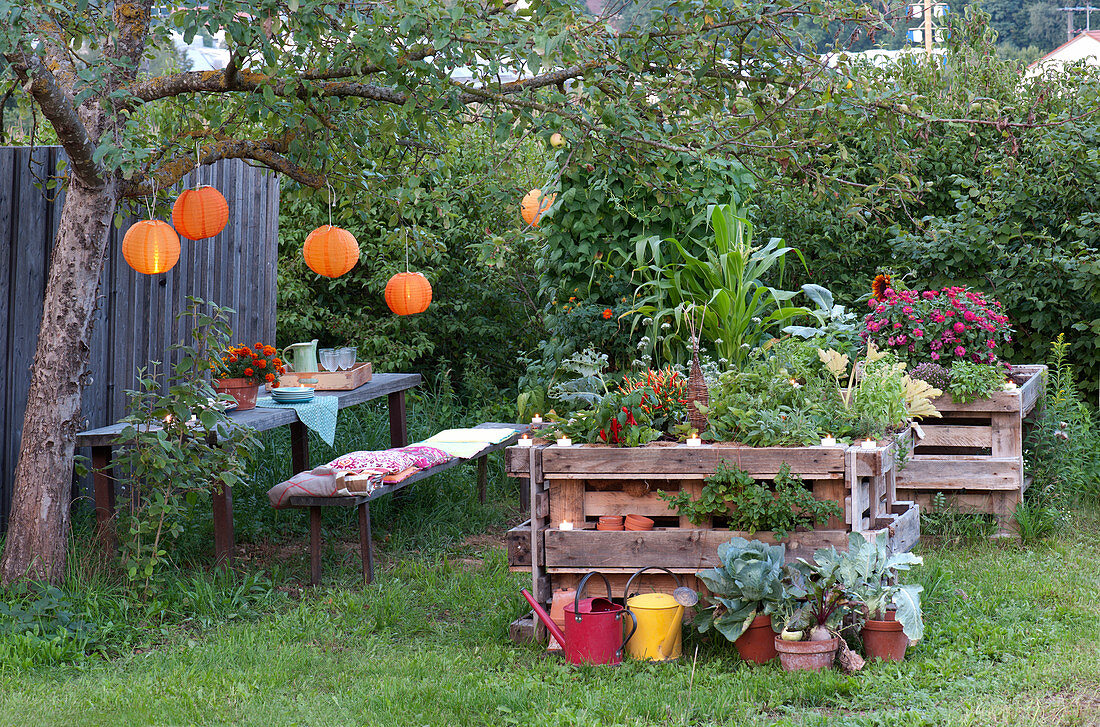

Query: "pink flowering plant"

xmin=862 ymin=285 xmax=1013 ymax=366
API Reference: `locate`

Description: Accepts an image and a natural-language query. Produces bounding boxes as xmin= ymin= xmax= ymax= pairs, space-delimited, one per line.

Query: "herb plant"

xmin=659 ymin=461 xmax=841 ymax=539
xmin=946 ymin=361 xmax=1007 ymax=404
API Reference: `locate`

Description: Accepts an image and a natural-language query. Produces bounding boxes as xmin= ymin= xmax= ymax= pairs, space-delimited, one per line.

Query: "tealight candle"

xmin=820 ymin=435 xmax=836 ymax=447
xmin=531 ymin=413 xmax=544 ymax=424
xmin=559 ymin=521 xmax=574 ymax=531
xmin=686 ymin=436 xmax=702 ymax=447
xmin=556 ymin=436 xmax=572 ymax=447
xmin=517 ymin=434 xmax=533 ymax=447
xmin=861 ymin=438 xmax=877 ymax=449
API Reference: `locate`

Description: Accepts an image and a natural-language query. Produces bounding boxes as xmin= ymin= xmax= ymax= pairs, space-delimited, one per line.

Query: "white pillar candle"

xmin=556 ymin=437 xmax=572 ymax=447
xmin=861 ymin=438 xmax=878 ymax=449
xmin=686 ymin=437 xmax=702 ymax=447
xmin=517 ymin=434 xmax=533 ymax=447
xmin=1003 ymin=382 xmax=1018 ymax=391
xmin=559 ymin=521 xmax=574 ymax=531
xmin=531 ymin=414 xmax=544 ymax=424
xmin=820 ymin=435 xmax=836 ymax=447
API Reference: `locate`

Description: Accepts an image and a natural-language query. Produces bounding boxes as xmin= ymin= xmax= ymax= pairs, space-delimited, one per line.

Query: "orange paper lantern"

xmin=122 ymin=220 xmax=180 ymax=275
xmin=521 ymin=189 xmax=556 ymax=227
xmin=385 ymin=272 xmax=432 ymax=315
xmin=303 ymin=225 xmax=359 ymax=278
xmin=171 ymin=186 xmax=229 ymax=240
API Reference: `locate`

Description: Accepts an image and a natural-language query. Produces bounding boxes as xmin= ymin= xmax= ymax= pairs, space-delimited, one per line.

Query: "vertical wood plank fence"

xmin=0 ymin=147 xmax=280 ymax=530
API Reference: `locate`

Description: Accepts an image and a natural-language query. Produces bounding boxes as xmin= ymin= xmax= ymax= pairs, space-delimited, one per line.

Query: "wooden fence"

xmin=0 ymin=146 xmax=280 ymax=529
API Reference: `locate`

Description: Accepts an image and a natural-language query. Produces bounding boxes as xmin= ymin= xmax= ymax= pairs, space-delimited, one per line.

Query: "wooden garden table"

xmin=74 ymin=373 xmax=421 ymax=566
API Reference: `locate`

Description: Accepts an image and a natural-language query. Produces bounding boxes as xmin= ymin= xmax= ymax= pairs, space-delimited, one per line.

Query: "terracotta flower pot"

xmin=734 ymin=614 xmax=777 ymax=664
xmin=774 ymin=636 xmax=839 ymax=672
xmin=862 ymin=612 xmax=909 ymax=662
xmin=214 ymin=377 xmax=259 ymax=411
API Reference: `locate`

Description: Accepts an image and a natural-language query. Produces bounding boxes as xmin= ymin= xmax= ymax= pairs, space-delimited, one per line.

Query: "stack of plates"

xmin=271 ymin=386 xmax=315 ymax=404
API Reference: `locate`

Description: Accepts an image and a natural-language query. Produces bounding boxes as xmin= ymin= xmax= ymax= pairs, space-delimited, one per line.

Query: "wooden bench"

xmin=286 ymin=422 xmax=525 ymax=586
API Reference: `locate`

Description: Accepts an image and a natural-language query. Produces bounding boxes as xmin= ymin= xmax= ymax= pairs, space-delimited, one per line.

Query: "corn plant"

xmin=629 ymin=200 xmax=809 ymax=369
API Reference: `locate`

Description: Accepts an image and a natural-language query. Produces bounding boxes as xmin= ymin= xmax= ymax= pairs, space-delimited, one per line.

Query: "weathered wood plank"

xmin=917 ymin=424 xmax=993 ymax=449
xmin=537 ymin=445 xmax=847 ymax=477
xmin=544 ymin=528 xmax=852 ymax=570
xmin=898 ymin=456 xmax=1022 ymax=490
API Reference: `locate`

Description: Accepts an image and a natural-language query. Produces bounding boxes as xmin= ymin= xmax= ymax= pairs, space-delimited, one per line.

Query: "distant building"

xmin=1026 ymin=30 xmax=1100 ymax=77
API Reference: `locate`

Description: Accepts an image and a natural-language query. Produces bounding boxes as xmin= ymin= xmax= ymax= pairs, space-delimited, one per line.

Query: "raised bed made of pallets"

xmin=897 ymin=364 xmax=1045 ymax=532
xmin=505 ymin=430 xmax=914 ymax=604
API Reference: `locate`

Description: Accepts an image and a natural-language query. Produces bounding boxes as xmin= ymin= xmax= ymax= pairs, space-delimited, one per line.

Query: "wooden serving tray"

xmin=277 ymin=362 xmax=372 ymax=390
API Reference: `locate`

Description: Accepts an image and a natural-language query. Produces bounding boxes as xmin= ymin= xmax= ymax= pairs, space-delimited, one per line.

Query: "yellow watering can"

xmin=622 ymin=566 xmax=699 ymax=662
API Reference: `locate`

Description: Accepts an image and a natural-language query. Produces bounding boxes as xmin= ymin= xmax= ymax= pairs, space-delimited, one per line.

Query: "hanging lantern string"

xmin=147 ymin=176 xmax=157 ymax=220
xmin=194 ymin=140 xmax=201 ymax=190
xmin=327 ymin=181 xmax=334 ymax=228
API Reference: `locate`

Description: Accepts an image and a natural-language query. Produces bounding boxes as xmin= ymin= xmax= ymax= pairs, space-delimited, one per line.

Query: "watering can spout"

xmin=522 ymin=589 xmax=568 ymax=648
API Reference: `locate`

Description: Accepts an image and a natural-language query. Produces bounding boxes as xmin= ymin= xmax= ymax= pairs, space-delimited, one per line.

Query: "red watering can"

xmin=523 ymin=572 xmax=637 ymax=666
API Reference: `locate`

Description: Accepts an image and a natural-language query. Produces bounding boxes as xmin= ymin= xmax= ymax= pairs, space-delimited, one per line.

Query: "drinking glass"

xmin=319 ymin=348 xmax=339 ymax=372
xmin=337 ymin=346 xmax=357 ymax=370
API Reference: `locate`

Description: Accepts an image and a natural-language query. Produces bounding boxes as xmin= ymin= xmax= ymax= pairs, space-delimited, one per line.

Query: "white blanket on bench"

xmin=418 ymin=428 xmax=519 ymax=458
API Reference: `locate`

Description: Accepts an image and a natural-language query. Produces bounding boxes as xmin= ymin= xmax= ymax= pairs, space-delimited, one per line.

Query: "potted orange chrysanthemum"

xmin=214 ymin=342 xmax=285 ymax=410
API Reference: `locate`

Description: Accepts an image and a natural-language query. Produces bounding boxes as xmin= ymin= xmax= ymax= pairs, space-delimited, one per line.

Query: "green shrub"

xmin=277 ymin=125 xmax=548 ymax=406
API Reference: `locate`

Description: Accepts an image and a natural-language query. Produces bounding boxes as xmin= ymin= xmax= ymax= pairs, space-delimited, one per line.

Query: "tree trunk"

xmin=0 ymin=179 xmax=117 ymax=585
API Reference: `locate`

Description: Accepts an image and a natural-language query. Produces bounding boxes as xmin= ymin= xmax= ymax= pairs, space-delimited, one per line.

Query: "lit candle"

xmin=861 ymin=438 xmax=877 ymax=449
xmin=789 ymin=378 xmax=802 ymax=389
xmin=1003 ymin=382 xmax=1018 ymax=391
xmin=686 ymin=436 xmax=702 ymax=447
xmin=559 ymin=521 xmax=574 ymax=531
xmin=531 ymin=413 xmax=544 ymax=424
xmin=517 ymin=434 xmax=533 ymax=447
xmin=820 ymin=435 xmax=836 ymax=447
xmin=556 ymin=436 xmax=572 ymax=447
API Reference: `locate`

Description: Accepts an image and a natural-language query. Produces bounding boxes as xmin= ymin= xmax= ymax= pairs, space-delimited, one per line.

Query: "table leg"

xmin=477 ymin=456 xmax=488 ymax=504
xmin=291 ymin=421 xmax=310 ymax=474
xmin=358 ymin=502 xmax=374 ymax=584
xmin=309 ymin=506 xmax=322 ymax=586
xmin=388 ymin=391 xmax=408 ymax=448
xmin=91 ymin=446 xmax=117 ymax=553
xmin=212 ymin=484 xmax=235 ymax=568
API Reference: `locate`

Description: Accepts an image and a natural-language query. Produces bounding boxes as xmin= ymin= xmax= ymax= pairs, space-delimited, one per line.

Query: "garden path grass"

xmin=1 ymin=516 xmax=1099 ymax=727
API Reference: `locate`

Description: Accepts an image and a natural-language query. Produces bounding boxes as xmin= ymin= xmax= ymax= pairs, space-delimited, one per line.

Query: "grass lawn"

xmin=1 ymin=511 xmax=1099 ymax=726
xmin=1 ymin=401 xmax=1098 ymax=726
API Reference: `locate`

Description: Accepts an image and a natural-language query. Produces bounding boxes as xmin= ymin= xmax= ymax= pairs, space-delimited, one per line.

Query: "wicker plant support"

xmin=687 ymin=342 xmax=709 ymax=434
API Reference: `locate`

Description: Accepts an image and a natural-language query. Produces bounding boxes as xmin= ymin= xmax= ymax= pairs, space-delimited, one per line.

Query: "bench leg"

xmin=291 ymin=421 xmax=310 ymax=474
xmin=309 ymin=506 xmax=322 ymax=586
xmin=359 ymin=502 xmax=374 ymax=584
xmin=388 ymin=391 xmax=408 ymax=448
xmin=91 ymin=445 xmax=117 ymax=554
xmin=212 ymin=484 xmax=235 ymax=568
xmin=477 ymin=456 xmax=488 ymax=504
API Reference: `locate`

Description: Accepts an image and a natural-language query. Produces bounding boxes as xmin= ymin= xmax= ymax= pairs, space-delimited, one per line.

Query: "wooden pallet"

xmin=506 ymin=432 xmax=915 ymax=606
xmin=897 ymin=364 xmax=1045 ymax=534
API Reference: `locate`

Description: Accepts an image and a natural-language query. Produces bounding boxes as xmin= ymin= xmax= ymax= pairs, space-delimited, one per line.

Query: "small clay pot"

xmin=862 ymin=612 xmax=908 ymax=661
xmin=214 ymin=378 xmax=259 ymax=411
xmin=774 ymin=636 xmax=839 ymax=672
xmin=624 ymin=514 xmax=654 ymax=531
xmin=734 ymin=614 xmax=777 ymax=664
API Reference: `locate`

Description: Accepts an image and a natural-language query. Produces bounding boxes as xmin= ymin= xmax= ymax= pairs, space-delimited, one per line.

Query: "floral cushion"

xmin=397 ymin=445 xmax=452 ymax=469
xmin=326 ymin=450 xmax=417 ymax=475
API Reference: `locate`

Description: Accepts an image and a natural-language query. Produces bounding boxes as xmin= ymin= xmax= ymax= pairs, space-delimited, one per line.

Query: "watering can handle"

xmin=573 ymin=572 xmax=613 ymax=619
xmin=622 ymin=566 xmax=682 ymax=603
xmin=618 ymin=608 xmax=638 ymax=659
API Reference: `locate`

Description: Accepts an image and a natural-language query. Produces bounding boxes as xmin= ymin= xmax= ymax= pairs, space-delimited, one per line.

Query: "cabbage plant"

xmin=694 ymin=537 xmax=789 ymax=642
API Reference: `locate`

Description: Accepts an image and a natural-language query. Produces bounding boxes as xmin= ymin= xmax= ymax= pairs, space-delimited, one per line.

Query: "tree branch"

xmin=120 ymin=136 xmax=325 ymax=196
xmin=5 ymin=51 xmax=105 ymax=188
